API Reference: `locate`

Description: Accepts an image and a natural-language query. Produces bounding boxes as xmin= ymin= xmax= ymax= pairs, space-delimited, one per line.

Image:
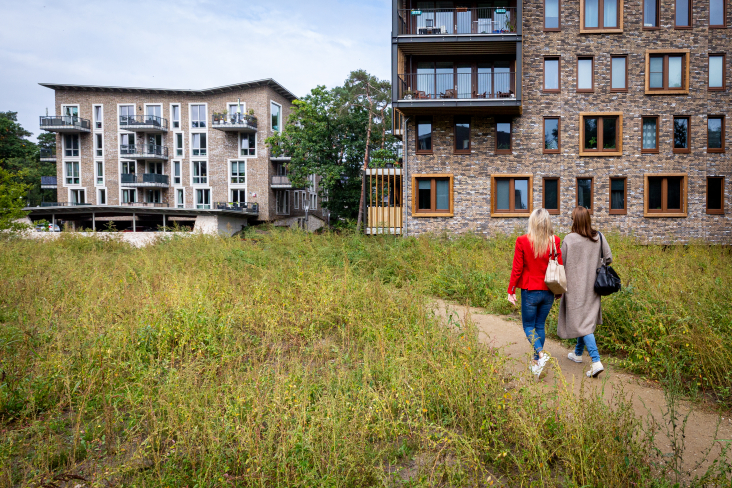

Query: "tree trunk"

xmin=356 ymin=98 xmax=375 ymax=233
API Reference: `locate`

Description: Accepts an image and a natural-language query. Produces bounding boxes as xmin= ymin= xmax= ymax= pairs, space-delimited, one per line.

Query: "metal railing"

xmin=40 ymin=149 xmax=57 ymax=160
xmin=213 ymin=202 xmax=259 ymax=213
xmin=211 ymin=113 xmax=258 ymax=129
xmin=120 ymin=173 xmax=170 ymax=185
xmin=119 ymin=144 xmax=169 ymax=159
xmin=398 ymin=7 xmax=518 ymax=35
xmin=119 ymin=115 xmax=169 ymax=131
xmin=119 ymin=202 xmax=169 ymax=208
xmin=41 ymin=176 xmax=57 ymax=186
xmin=271 ymin=175 xmax=292 ymax=186
xmin=39 ymin=202 xmax=91 ymax=207
xmin=40 ymin=116 xmax=91 ymax=131
xmin=398 ymin=72 xmax=516 ymax=100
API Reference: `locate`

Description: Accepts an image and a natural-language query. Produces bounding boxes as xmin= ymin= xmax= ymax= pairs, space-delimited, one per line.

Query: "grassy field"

xmin=0 ymin=230 xmax=730 ymax=487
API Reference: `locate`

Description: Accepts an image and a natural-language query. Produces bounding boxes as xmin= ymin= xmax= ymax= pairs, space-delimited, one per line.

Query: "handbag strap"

xmin=550 ymin=235 xmax=558 ymax=261
xmin=598 ymin=232 xmax=605 ymax=265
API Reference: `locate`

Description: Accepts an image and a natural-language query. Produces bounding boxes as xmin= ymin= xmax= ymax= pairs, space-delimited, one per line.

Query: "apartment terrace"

xmin=39 ymin=115 xmax=91 ymax=133
xmin=211 ymin=113 xmax=258 ymax=132
xmin=119 ymin=143 xmax=169 ymax=160
xmin=120 ymin=115 xmax=169 ymax=132
xmin=40 ymin=149 xmax=56 ymax=162
xmin=397 ymin=6 xmax=519 ymax=38
xmin=120 ymin=173 xmax=170 ymax=188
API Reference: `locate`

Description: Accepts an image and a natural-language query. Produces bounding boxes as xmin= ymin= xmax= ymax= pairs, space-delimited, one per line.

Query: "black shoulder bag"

xmin=594 ymin=233 xmax=621 ymax=296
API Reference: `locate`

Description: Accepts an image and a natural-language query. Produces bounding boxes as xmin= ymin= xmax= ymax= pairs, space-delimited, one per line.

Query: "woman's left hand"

xmin=507 ymin=294 xmax=517 ymax=306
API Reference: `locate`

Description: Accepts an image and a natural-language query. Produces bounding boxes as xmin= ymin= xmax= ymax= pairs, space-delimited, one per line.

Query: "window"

xmin=176 ymin=188 xmax=185 ymax=208
xmin=454 ymin=116 xmax=470 ymax=153
xmin=576 ymin=177 xmax=594 ymax=212
xmin=171 ymin=104 xmax=180 ymax=129
xmin=65 ymin=161 xmax=80 ymax=185
xmin=196 ymin=188 xmax=211 ymax=209
xmin=240 ymin=133 xmax=256 ymax=156
xmin=96 ymin=161 xmax=104 ymax=186
xmin=147 ymin=161 xmax=163 ymax=175
xmin=491 ymin=175 xmax=532 ymax=216
xmin=192 ymin=161 xmax=207 ymax=185
xmin=579 ymin=113 xmax=622 ymax=156
xmin=645 ymin=174 xmax=687 ymax=216
xmin=544 ymin=57 xmax=560 ymax=92
xmin=642 ymin=116 xmax=659 ymax=153
xmin=93 ymin=105 xmax=103 ymax=129
xmin=543 ymin=117 xmax=561 ymax=153
xmin=673 ymin=116 xmax=690 ymax=153
xmin=294 ymin=191 xmax=300 ymax=210
xmin=416 ymin=116 xmax=432 ymax=153
xmin=192 ymin=133 xmax=207 ymax=156
xmin=707 ymin=177 xmax=725 ymax=214
xmin=70 ymin=189 xmax=85 ymax=205
xmin=119 ymin=105 xmax=135 ymax=126
xmin=609 ymin=177 xmax=627 ymax=214
xmin=232 ymin=189 xmax=247 ymax=205
xmin=577 ymin=57 xmax=594 ymax=92
xmin=271 ymin=102 xmax=282 ymax=132
xmin=191 ymin=104 xmax=206 ymax=128
xmin=709 ymin=55 xmax=725 ymax=90
xmin=543 ymin=177 xmax=560 ymax=215
xmin=120 ymin=133 xmax=135 ymax=154
xmin=97 ymin=188 xmax=106 ymax=205
xmin=582 ymin=0 xmax=621 ymax=30
xmin=95 ymin=133 xmax=103 ymax=157
xmin=646 ymin=51 xmax=689 ymax=94
xmin=611 ymin=56 xmax=627 ymax=91
xmin=495 ymin=120 xmax=512 ymax=154
xmin=146 ymin=189 xmax=162 ymax=204
xmin=121 ymin=160 xmax=135 ymax=175
xmin=173 ymin=161 xmax=181 ymax=185
xmin=276 ymin=190 xmax=289 ymax=214
xmin=413 ymin=174 xmax=454 ymax=216
xmin=545 ymin=0 xmax=561 ymax=29
xmin=145 ymin=105 xmax=161 ymax=125
xmin=64 ymin=134 xmax=79 ymax=157
xmin=122 ymin=189 xmax=136 ymax=203
xmin=310 ymin=192 xmax=317 ymax=210
xmin=708 ymin=116 xmax=725 ymax=152
xmin=173 ymin=133 xmax=183 ymax=157
xmin=231 ymin=160 xmax=246 ymax=184
xmin=711 ymin=0 xmax=726 ymax=27
xmin=644 ymin=0 xmax=659 ymax=27
xmin=675 ymin=0 xmax=691 ymax=27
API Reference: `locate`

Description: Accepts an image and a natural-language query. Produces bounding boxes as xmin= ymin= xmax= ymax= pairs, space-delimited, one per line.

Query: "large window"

xmin=610 ymin=177 xmax=627 ymax=214
xmin=119 ymin=105 xmax=134 ymax=126
xmin=645 ymin=174 xmax=687 ymax=216
xmin=271 ymin=102 xmax=282 ymax=132
xmin=192 ymin=161 xmax=207 ymax=185
xmin=675 ymin=0 xmax=691 ymax=27
xmin=175 ymin=133 xmax=184 ymax=157
xmin=709 ymin=55 xmax=725 ymax=90
xmin=545 ymin=0 xmax=561 ymax=29
xmin=582 ymin=0 xmax=620 ymax=30
xmin=176 ymin=188 xmax=185 ymax=208
xmin=196 ymin=189 xmax=211 ymax=209
xmin=646 ymin=51 xmax=689 ymax=94
xmin=231 ymin=160 xmax=246 ymax=184
xmin=576 ymin=177 xmax=593 ymax=212
xmin=543 ymin=177 xmax=560 ymax=215
xmin=416 ymin=116 xmax=432 ymax=153
xmin=173 ymin=161 xmax=181 ymax=185
xmin=544 ymin=117 xmax=561 ymax=153
xmin=122 ymin=189 xmax=137 ymax=204
xmin=413 ymin=60 xmax=513 ymax=99
xmin=191 ymin=104 xmax=206 ymax=128
xmin=642 ymin=116 xmax=659 ymax=153
xmin=673 ymin=116 xmax=690 ymax=153
xmin=96 ymin=161 xmax=104 ymax=186
xmin=97 ymin=188 xmax=106 ymax=205
xmin=492 ymin=176 xmax=531 ymax=215
xmin=708 ymin=116 xmax=725 ymax=152
xmin=70 ymin=189 xmax=85 ymax=205
xmin=172 ymin=104 xmax=180 ymax=129
xmin=544 ymin=57 xmax=560 ymax=92
xmin=454 ymin=116 xmax=470 ymax=153
xmin=64 ymin=134 xmax=79 ymax=157
xmin=495 ymin=120 xmax=512 ymax=154
xmin=710 ymin=0 xmax=727 ymax=27
xmin=413 ymin=175 xmax=453 ymax=216
xmin=65 ymin=161 xmax=80 ymax=185
xmin=93 ymin=105 xmax=103 ymax=129
xmin=579 ymin=113 xmax=622 ymax=156
xmin=644 ymin=0 xmax=659 ymax=27
xmin=611 ymin=56 xmax=627 ymax=91
xmin=707 ymin=177 xmax=725 ymax=214
xmin=577 ymin=57 xmax=594 ymax=92
xmin=95 ymin=133 xmax=103 ymax=157
xmin=192 ymin=133 xmax=207 ymax=156
xmin=240 ymin=133 xmax=256 ymax=156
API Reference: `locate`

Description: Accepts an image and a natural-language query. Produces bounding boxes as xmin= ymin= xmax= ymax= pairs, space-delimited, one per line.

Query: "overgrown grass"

xmin=0 ymin=229 xmax=728 ymax=487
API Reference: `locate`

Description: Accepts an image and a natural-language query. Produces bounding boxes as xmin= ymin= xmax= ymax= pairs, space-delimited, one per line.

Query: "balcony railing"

xmin=39 ymin=202 xmax=91 ymax=207
xmin=40 ymin=176 xmax=58 ymax=189
xmin=211 ymin=113 xmax=258 ymax=132
xmin=119 ymin=202 xmax=169 ymax=208
xmin=119 ymin=115 xmax=169 ymax=132
xmin=398 ymin=72 xmax=516 ymax=100
xmin=398 ymin=7 xmax=518 ymax=35
xmin=120 ymin=173 xmax=170 ymax=187
xmin=213 ymin=202 xmax=259 ymax=213
xmin=40 ymin=149 xmax=57 ymax=161
xmin=40 ymin=116 xmax=91 ymax=132
xmin=119 ymin=144 xmax=169 ymax=160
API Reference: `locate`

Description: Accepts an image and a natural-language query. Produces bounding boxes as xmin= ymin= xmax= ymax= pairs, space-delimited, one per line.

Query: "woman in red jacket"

xmin=507 ymin=208 xmax=563 ymax=377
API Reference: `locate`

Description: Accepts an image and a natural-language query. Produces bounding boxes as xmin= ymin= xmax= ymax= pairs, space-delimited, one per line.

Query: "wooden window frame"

xmin=643 ymin=0 xmax=661 ymax=29
xmin=495 ymin=119 xmax=513 ymax=154
xmin=576 ymin=177 xmax=594 ymax=214
xmin=543 ymin=117 xmax=561 ymax=154
xmin=610 ymin=55 xmax=629 ymax=92
xmin=706 ymin=176 xmax=725 ymax=214
xmin=645 ymin=50 xmax=690 ymax=95
xmin=673 ymin=116 xmax=691 ymax=154
xmin=710 ymin=0 xmax=727 ymax=28
xmin=454 ymin=115 xmax=471 ymax=154
xmin=412 ymin=174 xmax=454 ymax=217
xmin=490 ymin=174 xmax=534 ymax=218
xmin=707 ymin=115 xmax=725 ymax=153
xmin=708 ymin=54 xmax=726 ymax=91
xmin=644 ymin=173 xmax=688 ymax=217
xmin=543 ymin=56 xmax=561 ymax=93
xmin=579 ymin=0 xmax=624 ymax=32
xmin=543 ymin=177 xmax=561 ymax=215
xmin=674 ymin=0 xmax=692 ymax=28
xmin=641 ymin=115 xmax=660 ymax=154
xmin=609 ymin=176 xmax=628 ymax=215
xmin=415 ymin=116 xmax=433 ymax=155
xmin=544 ymin=0 xmax=562 ymax=31
xmin=579 ymin=112 xmax=623 ymax=156
xmin=577 ymin=56 xmax=595 ymax=93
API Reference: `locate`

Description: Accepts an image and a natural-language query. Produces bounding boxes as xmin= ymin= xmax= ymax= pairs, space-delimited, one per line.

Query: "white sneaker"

xmin=586 ymin=361 xmax=605 ymax=378
xmin=537 ymin=351 xmax=551 ymax=369
xmin=530 ymin=362 xmax=544 ymax=377
xmin=568 ymin=352 xmax=583 ymax=363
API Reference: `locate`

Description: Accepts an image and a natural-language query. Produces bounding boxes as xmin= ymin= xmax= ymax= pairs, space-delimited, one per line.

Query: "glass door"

xmin=146 ymin=105 xmax=162 ymax=125
xmin=456 ymin=4 xmax=472 ymax=33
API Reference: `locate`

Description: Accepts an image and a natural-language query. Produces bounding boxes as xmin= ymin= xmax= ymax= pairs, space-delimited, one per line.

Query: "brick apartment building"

xmin=35 ymin=79 xmax=325 ymax=231
xmin=385 ymin=0 xmax=731 ymax=242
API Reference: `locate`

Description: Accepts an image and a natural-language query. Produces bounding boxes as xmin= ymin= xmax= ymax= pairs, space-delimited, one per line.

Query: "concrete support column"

xmin=92 ymin=212 xmax=96 ymax=231
xmin=133 ymin=212 xmax=136 ymax=232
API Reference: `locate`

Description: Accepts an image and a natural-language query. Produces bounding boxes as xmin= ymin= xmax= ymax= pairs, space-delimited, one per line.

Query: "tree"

xmin=0 ymin=166 xmax=31 ymax=231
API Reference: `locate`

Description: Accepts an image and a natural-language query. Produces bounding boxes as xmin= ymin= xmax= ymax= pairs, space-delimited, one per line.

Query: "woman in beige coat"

xmin=557 ymin=206 xmax=612 ymax=378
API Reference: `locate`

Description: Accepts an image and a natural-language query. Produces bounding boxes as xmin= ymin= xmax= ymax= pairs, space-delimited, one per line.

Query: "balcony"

xmin=40 ymin=116 xmax=91 ymax=133
xmin=40 ymin=176 xmax=57 ymax=189
xmin=214 ymin=202 xmax=259 ymax=214
xmin=120 ymin=173 xmax=170 ymax=188
xmin=211 ymin=113 xmax=258 ymax=132
xmin=119 ymin=115 xmax=169 ymax=133
xmin=120 ymin=144 xmax=169 ymax=160
xmin=271 ymin=175 xmax=293 ymax=189
xmin=40 ymin=149 xmax=57 ymax=162
xmin=398 ymin=7 xmax=517 ymax=36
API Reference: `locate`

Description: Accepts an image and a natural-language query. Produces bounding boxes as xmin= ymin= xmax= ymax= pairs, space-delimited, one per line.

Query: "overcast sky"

xmin=0 ymin=0 xmax=392 ymax=141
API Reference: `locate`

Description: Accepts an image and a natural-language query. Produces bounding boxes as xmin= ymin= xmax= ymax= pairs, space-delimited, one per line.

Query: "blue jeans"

xmin=575 ymin=334 xmax=601 ymax=363
xmin=520 ymin=289 xmax=554 ymax=361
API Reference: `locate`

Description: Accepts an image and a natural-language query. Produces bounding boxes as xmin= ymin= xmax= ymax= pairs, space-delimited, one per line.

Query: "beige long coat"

xmin=557 ymin=232 xmax=613 ymax=339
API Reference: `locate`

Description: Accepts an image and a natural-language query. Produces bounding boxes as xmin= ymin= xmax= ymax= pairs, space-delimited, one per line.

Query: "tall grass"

xmin=0 ymin=231 xmax=672 ymax=487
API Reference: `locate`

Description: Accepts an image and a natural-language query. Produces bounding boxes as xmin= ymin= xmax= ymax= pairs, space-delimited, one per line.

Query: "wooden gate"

xmin=365 ymin=168 xmax=402 ymax=235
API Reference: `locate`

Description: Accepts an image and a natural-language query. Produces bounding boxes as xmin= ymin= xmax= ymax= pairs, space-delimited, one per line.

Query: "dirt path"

xmin=433 ymin=299 xmax=732 ymax=477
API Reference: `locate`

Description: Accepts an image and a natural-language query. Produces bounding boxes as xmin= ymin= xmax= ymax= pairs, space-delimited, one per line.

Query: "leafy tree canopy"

xmin=0 ymin=166 xmax=31 ymax=231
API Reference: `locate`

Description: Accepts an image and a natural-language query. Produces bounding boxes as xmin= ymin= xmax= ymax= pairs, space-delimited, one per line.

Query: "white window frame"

xmin=95 ymin=133 xmax=104 ymax=157
xmin=310 ymin=192 xmax=317 ymax=210
xmin=195 ymin=188 xmax=212 ymax=209
xmin=65 ymin=160 xmax=80 ymax=186
xmin=146 ymin=189 xmax=163 ymax=204
xmin=270 ymin=101 xmax=282 ymax=132
xmin=230 ymin=188 xmax=248 ymax=205
xmin=68 ymin=187 xmax=86 ymax=205
xmin=144 ymin=103 xmax=163 ymax=118
xmin=95 ymin=160 xmax=104 ymax=186
xmin=117 ymin=103 xmax=136 ymax=128
xmin=191 ymin=160 xmax=208 ymax=185
xmin=97 ymin=188 xmax=107 ymax=205
xmin=63 ymin=133 xmax=80 ymax=158
xmin=173 ymin=160 xmax=182 ymax=185
xmin=171 ymin=103 xmax=181 ymax=129
xmin=61 ymin=104 xmax=79 ymax=118
xmin=229 ymin=159 xmax=247 ymax=185
xmin=176 ymin=187 xmax=186 ymax=208
xmin=239 ymin=132 xmax=256 ymax=157
xmin=191 ymin=133 xmax=207 ymax=157
xmin=93 ymin=104 xmax=103 ymax=130
xmin=175 ymin=132 xmax=184 ymax=157
xmin=294 ymin=191 xmax=300 ymax=209
xmin=189 ymin=103 xmax=207 ymax=129
xmin=121 ymin=159 xmax=136 ymax=175
xmin=121 ymin=188 xmax=137 ymax=204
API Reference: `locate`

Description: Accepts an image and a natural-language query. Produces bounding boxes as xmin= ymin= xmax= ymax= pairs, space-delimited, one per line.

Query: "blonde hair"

xmin=527 ymin=208 xmax=554 ymax=258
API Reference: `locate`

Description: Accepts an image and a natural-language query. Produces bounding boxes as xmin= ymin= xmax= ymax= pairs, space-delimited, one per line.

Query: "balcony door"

xmin=146 ymin=105 xmax=161 ymax=125
xmin=147 ymin=161 xmax=163 ymax=174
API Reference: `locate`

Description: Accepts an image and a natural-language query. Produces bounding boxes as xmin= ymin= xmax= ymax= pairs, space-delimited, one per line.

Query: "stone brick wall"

xmin=402 ymin=0 xmax=731 ymax=243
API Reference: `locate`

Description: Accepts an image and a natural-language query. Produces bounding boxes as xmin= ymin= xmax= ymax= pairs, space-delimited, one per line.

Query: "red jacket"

xmin=507 ymin=234 xmax=563 ymax=294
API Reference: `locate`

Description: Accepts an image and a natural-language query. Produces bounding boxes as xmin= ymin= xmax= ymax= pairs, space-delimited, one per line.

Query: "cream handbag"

xmin=544 ymin=236 xmax=567 ymax=294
